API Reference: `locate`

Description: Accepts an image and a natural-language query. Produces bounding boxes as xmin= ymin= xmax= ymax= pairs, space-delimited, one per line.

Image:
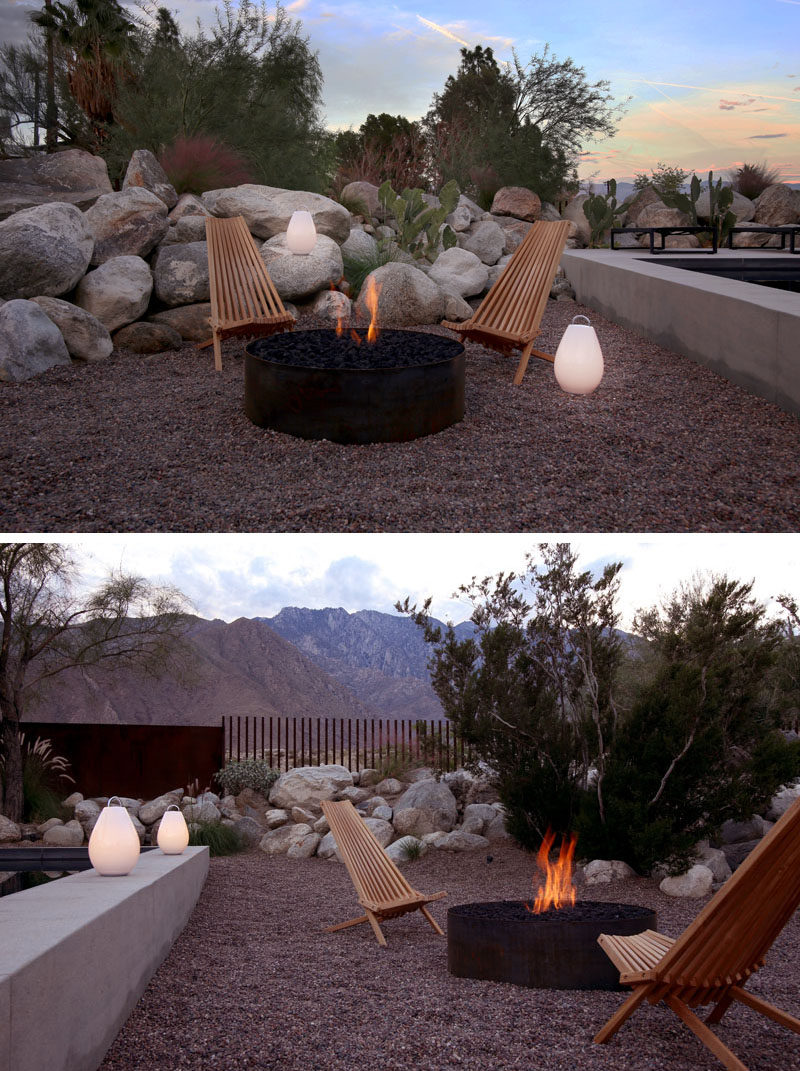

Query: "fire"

xmin=362 ymin=274 xmax=382 ymax=343
xmin=526 ymin=829 xmax=577 ymax=914
xmin=332 ymin=283 xmax=344 ymax=338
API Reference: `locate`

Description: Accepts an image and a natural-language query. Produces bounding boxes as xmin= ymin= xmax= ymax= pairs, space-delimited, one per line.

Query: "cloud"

xmin=416 ymin=15 xmax=469 ymax=46
xmin=748 ymin=132 xmax=788 ymax=138
xmin=718 ymin=97 xmax=757 ymax=110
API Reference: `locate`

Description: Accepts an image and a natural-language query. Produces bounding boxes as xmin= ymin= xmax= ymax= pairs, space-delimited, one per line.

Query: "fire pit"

xmin=448 ymin=831 xmax=656 ymax=990
xmin=244 ymin=328 xmax=465 ymax=444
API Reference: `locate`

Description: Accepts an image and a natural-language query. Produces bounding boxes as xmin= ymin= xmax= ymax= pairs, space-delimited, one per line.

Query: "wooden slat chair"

xmin=441 ymin=219 xmax=571 ymax=385
xmin=594 ymin=793 xmax=800 ymax=1071
xmin=320 ymin=799 xmax=446 ymax=947
xmin=200 ymin=215 xmax=294 ymax=371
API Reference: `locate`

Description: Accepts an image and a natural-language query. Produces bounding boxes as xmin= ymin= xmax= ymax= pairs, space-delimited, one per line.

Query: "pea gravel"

xmin=2 ymin=301 xmax=799 ymax=532
xmin=99 ymin=843 xmax=800 ymax=1071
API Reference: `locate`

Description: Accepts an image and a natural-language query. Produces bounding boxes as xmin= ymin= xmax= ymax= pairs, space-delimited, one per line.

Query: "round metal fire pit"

xmin=447 ymin=901 xmax=657 ymax=990
xmin=244 ymin=328 xmax=465 ymax=444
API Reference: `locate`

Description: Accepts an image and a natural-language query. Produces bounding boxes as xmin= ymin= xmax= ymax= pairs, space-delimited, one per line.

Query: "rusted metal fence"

xmin=222 ymin=715 xmax=471 ymax=773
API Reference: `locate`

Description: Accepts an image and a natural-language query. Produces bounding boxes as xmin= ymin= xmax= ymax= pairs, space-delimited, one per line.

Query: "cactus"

xmin=582 ymin=179 xmax=627 ymax=247
xmin=377 ymin=179 xmax=460 ymax=262
xmin=662 ymin=171 xmax=737 ymax=246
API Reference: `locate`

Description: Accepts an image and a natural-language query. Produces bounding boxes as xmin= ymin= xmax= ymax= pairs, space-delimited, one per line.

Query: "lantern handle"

xmin=107 ymin=795 xmax=123 ymax=807
xmin=165 ymin=803 xmax=181 ymax=812
xmin=571 ymin=314 xmax=591 ymax=326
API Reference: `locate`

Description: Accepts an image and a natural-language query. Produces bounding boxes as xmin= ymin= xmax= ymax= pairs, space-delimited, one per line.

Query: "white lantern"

xmin=553 ymin=314 xmax=604 ymax=395
xmin=286 ymin=209 xmax=316 ymax=254
xmin=88 ymin=796 xmax=141 ymax=876
xmin=157 ymin=804 xmax=189 ymax=855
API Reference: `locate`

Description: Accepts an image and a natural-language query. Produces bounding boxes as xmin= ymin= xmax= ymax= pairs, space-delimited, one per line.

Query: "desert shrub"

xmin=729 ymin=161 xmax=781 ymax=200
xmin=213 ymin=759 xmax=279 ymax=797
xmin=632 ymin=162 xmax=688 ymax=198
xmin=159 ymin=135 xmax=254 ymax=195
xmin=342 ymin=245 xmax=399 ymax=299
xmin=0 ymin=734 xmax=74 ymax=822
xmin=188 ymin=819 xmax=246 ymax=856
xmin=400 ymin=836 xmax=424 ymax=861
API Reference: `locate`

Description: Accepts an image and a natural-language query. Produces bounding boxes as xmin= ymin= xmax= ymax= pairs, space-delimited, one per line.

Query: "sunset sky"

xmin=3 ymin=0 xmax=799 ymax=181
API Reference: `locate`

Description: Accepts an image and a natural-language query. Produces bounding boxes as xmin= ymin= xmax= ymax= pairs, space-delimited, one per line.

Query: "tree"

xmin=399 ymin=543 xmax=624 ymax=846
xmin=0 ymin=543 xmax=191 ymax=823
xmin=632 ymin=162 xmax=688 ymax=198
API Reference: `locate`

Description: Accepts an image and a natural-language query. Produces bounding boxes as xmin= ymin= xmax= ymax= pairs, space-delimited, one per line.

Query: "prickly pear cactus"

xmin=378 ymin=179 xmax=460 ymax=261
xmin=582 ymin=179 xmax=627 ymax=247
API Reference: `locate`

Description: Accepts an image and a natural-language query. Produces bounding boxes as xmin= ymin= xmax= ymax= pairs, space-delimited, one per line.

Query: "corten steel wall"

xmin=20 ymin=722 xmax=225 ymax=798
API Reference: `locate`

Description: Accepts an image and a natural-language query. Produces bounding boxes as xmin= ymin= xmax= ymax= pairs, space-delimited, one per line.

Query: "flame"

xmin=362 ymin=274 xmax=382 ymax=343
xmin=526 ymin=830 xmax=577 ymax=914
xmin=331 ymin=282 xmax=345 ymax=337
xmin=350 ymin=328 xmax=362 ymax=345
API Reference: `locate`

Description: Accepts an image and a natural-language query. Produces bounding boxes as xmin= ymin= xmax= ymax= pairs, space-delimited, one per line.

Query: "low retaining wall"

xmin=561 ymin=249 xmax=800 ymax=418
xmin=0 ymin=846 xmax=209 ymax=1071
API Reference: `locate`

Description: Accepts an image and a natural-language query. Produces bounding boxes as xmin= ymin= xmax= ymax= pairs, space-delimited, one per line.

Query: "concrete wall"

xmin=0 ymin=846 xmax=209 ymax=1071
xmin=561 ymin=249 xmax=800 ymax=418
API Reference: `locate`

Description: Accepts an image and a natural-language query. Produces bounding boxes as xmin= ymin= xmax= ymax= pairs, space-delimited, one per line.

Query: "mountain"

xmin=26 ymin=616 xmax=372 ymax=726
xmin=262 ymin=607 xmax=475 ymax=720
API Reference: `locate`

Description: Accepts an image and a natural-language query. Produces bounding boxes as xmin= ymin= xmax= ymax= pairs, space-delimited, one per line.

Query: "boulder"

xmin=85 ymin=188 xmax=169 ymax=265
xmin=309 ymin=289 xmax=352 ymax=323
xmin=767 ymin=784 xmax=800 ymax=821
xmin=583 ymin=859 xmax=636 ymax=886
xmin=259 ymin=233 xmax=343 ymax=302
xmin=148 ymin=302 xmax=211 ymax=341
xmin=269 ymin=764 xmax=353 ymax=810
xmin=428 ymin=247 xmax=488 ymax=298
xmin=287 ymin=831 xmax=321 ymax=859
xmin=38 ymin=818 xmax=64 ymax=834
xmin=112 ymin=320 xmax=183 ymax=354
xmin=0 ymin=149 xmax=112 ymax=220
xmin=169 ymin=216 xmax=209 ymax=244
xmin=660 ymin=864 xmax=714 ymax=899
xmin=753 ymin=184 xmax=800 ymax=225
xmin=290 ymin=806 xmax=319 ymax=826
xmin=695 ymin=844 xmax=732 ymax=883
xmin=490 ymin=216 xmax=532 ymax=254
xmin=635 ymin=203 xmax=691 ymax=228
xmin=459 ymin=220 xmax=506 ymax=265
xmin=729 ymin=224 xmax=783 ymax=249
xmin=385 ymin=836 xmax=426 ymax=864
xmin=371 ymin=805 xmax=393 ymax=823
xmin=458 ymin=194 xmax=485 ymax=221
xmin=170 ymin=191 xmax=211 ymax=222
xmin=264 ymin=808 xmax=290 ymax=829
xmin=461 ymin=803 xmax=498 ymax=836
xmin=447 ymin=205 xmax=473 ymax=232
xmin=139 ymin=792 xmax=181 ymax=826
xmin=0 ymin=202 xmax=94 ymax=299
xmin=622 ymin=186 xmax=664 ymax=225
xmin=720 ymin=815 xmax=768 ymax=844
xmin=338 ymin=786 xmax=371 ymax=805
xmin=490 ymin=186 xmax=541 ymax=222
xmin=441 ymin=290 xmax=473 ymax=322
xmin=215 ymin=185 xmax=351 ymax=243
xmin=316 ymin=831 xmax=341 ymax=860
xmin=0 ymin=815 xmax=21 ymax=843
xmin=359 ymin=769 xmax=380 ymax=787
xmin=0 ymin=300 xmax=71 ymax=382
xmin=152 ymin=241 xmax=210 ymax=306
xmin=354 ymin=262 xmax=444 ymax=326
xmin=74 ymin=255 xmax=153 ymax=332
xmin=392 ymin=779 xmax=458 ymax=838
xmin=340 ymin=181 xmax=381 ymax=218
xmin=340 ymin=227 xmax=379 ymax=260
xmin=73 ymin=799 xmax=102 ymax=836
xmin=539 ymin=202 xmax=563 ymax=222
xmin=484 ymin=813 xmax=510 ymax=840
xmin=375 ymin=778 xmax=405 ymax=797
xmin=259 ymin=822 xmax=314 ymax=855
xmin=122 ymin=149 xmax=178 ymax=209
xmin=183 ymin=800 xmax=221 ymax=824
xmin=62 ymin=792 xmax=84 ymax=810
xmin=421 ymin=831 xmax=447 ymax=848
xmin=363 ymin=817 xmax=394 ymax=848
xmin=31 ymin=296 xmax=112 ymax=362
xmin=435 ymin=830 xmax=490 ymax=852
xmin=365 ymin=796 xmax=388 ymax=816
xmin=313 ymin=815 xmax=330 ymax=835
xmin=232 ymin=816 xmax=267 ymax=847
xmin=695 ymin=189 xmax=755 ymax=223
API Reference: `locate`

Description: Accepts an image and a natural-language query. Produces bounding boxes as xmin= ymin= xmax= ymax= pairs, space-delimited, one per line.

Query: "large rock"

xmin=695 ymin=189 xmax=755 ymax=223
xmin=0 ymin=299 xmax=71 ymax=383
xmin=260 ymin=233 xmax=343 ymax=301
xmin=182 ymin=799 xmax=221 ymax=824
xmin=447 ymin=205 xmax=473 ymax=233
xmin=122 ymin=149 xmax=178 ymax=209
xmin=459 ymin=220 xmax=505 ymax=265
xmin=392 ymin=779 xmax=458 ymax=838
xmin=73 ymin=799 xmax=102 ymax=836
xmin=428 ymin=247 xmax=488 ymax=298
xmin=695 ymin=844 xmax=732 ymax=883
xmin=0 ymin=815 xmax=21 ymax=843
xmin=148 ymin=302 xmax=211 ymax=341
xmin=259 ymin=822 xmax=314 ymax=855
xmin=269 ymin=764 xmax=353 ymax=810
xmin=461 ymin=803 xmax=499 ymax=836
xmin=309 ymin=289 xmax=351 ymax=324
xmin=753 ymin=184 xmax=800 ymax=225
xmin=215 ymin=185 xmax=351 ymax=243
xmin=363 ymin=817 xmax=394 ymax=848
xmin=375 ymin=778 xmax=405 ymax=797
xmin=169 ymin=193 xmax=211 ymax=222
xmin=287 ymin=831 xmax=321 ymax=859
xmin=491 ymin=215 xmax=533 ymax=254
xmin=660 ymin=864 xmax=713 ymax=899
xmin=434 ymin=830 xmax=490 ymax=852
xmin=316 ymin=830 xmax=341 ymax=860
xmin=719 ymin=815 xmax=769 ymax=844
xmin=43 ymin=819 xmax=85 ymax=847
xmin=0 ymin=149 xmax=112 ymax=220
xmin=441 ymin=290 xmax=473 ymax=322
xmin=0 ymin=202 xmax=94 ymax=299
xmin=152 ymin=241 xmax=210 ymax=306
xmin=112 ymin=320 xmax=183 ymax=354
xmin=583 ymin=859 xmax=637 ymax=886
xmin=385 ymin=836 xmax=426 ymax=864
xmin=139 ymin=792 xmax=181 ymax=826
xmin=340 ymin=227 xmax=379 ymax=261
xmin=767 ymin=784 xmax=800 ymax=821
xmin=168 ymin=217 xmax=209 ymax=244
xmin=340 ymin=181 xmax=381 ymax=218
xmin=31 ymin=296 xmax=112 ymax=362
xmin=85 ymin=188 xmax=169 ymax=265
xmin=353 ymin=262 xmax=444 ymax=326
xmin=490 ymin=186 xmax=541 ymax=221
xmin=263 ymin=808 xmax=290 ymax=829
xmin=621 ymin=186 xmax=663 ymax=225
xmin=635 ymin=203 xmax=691 ymax=228
xmin=232 ymin=816 xmax=267 ymax=847
xmin=74 ymin=255 xmax=153 ymax=332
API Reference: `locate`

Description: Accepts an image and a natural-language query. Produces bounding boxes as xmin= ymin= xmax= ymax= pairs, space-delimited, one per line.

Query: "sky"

xmin=3 ymin=0 xmax=799 ymax=183
xmin=11 ymin=533 xmax=800 ymax=631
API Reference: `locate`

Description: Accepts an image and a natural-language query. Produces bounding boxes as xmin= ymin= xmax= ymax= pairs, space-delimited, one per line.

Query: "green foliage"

xmin=377 ymin=179 xmax=459 ymax=261
xmin=188 ymin=818 xmax=246 ymax=856
xmin=213 ymin=759 xmax=279 ymax=797
xmin=0 ymin=734 xmax=73 ymax=823
xmin=661 ymin=171 xmax=736 ymax=245
xmin=342 ymin=244 xmax=398 ymax=299
xmin=400 ymin=836 xmax=424 ymax=861
xmin=729 ymin=161 xmax=781 ymax=200
xmin=582 ymin=179 xmax=626 ymax=247
xmin=632 ymin=162 xmax=688 ymax=198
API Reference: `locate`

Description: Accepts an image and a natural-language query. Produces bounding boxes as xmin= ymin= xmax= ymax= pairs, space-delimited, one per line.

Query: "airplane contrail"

xmin=416 ymin=15 xmax=469 ymax=46
xmin=632 ymin=78 xmax=800 ymax=106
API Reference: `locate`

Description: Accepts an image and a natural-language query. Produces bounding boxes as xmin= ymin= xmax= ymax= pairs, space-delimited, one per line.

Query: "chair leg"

xmin=212 ymin=330 xmax=223 ymax=372
xmin=513 ymin=341 xmax=535 ymax=386
xmin=594 ymin=986 xmax=649 ymax=1044
xmin=419 ymin=905 xmax=444 ymax=936
xmin=665 ymin=996 xmax=748 ymax=1071
xmin=365 ymin=909 xmax=387 ymax=947
xmin=325 ymin=911 xmax=387 ymax=947
xmin=706 ymin=993 xmax=734 ymax=1025
xmin=729 ymin=986 xmax=800 ymax=1033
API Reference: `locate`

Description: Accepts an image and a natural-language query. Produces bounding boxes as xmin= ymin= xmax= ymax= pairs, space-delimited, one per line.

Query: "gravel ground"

xmin=100 ymin=844 xmax=800 ymax=1071
xmin=2 ymin=301 xmax=799 ymax=532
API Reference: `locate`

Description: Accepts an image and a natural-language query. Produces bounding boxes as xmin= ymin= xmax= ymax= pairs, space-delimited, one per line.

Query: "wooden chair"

xmin=594 ymin=793 xmax=800 ymax=1071
xmin=320 ymin=799 xmax=446 ymax=947
xmin=200 ymin=215 xmax=294 ymax=371
xmin=441 ymin=219 xmax=571 ymax=385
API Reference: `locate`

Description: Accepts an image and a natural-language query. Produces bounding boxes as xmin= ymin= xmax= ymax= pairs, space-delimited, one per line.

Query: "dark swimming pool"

xmin=640 ymin=256 xmax=800 ymax=293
